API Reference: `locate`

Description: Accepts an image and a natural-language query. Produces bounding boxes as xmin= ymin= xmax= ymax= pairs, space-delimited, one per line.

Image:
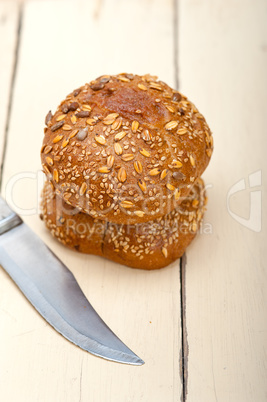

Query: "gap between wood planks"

xmin=0 ymin=3 xmax=23 ymax=192
xmin=179 ymin=255 xmax=188 ymax=402
xmin=173 ymin=0 xmax=189 ymax=401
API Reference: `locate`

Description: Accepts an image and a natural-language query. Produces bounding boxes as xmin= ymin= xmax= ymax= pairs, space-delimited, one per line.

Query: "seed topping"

xmin=56 ymin=114 xmax=66 ymax=122
xmin=120 ymin=200 xmax=134 ymax=208
xmin=80 ymin=182 xmax=87 ymax=195
xmin=174 ymin=188 xmax=181 ymax=201
xmin=139 ymin=148 xmax=150 ymax=157
xmin=98 ymin=166 xmax=110 ymax=173
xmin=53 ymin=169 xmax=59 ymax=183
xmin=53 ymin=134 xmax=63 ymax=143
xmin=118 ymin=167 xmax=127 ymax=182
xmin=75 ymin=111 xmax=90 ymax=118
xmin=122 ymin=154 xmax=134 ymax=162
xmin=166 ymin=183 xmax=175 ymax=191
xmin=86 ymin=118 xmax=97 ymax=126
xmin=51 ymin=121 xmax=64 ymax=132
xmin=114 ymin=143 xmax=123 ymax=155
xmin=149 ymin=168 xmax=161 ymax=176
xmin=45 ymin=110 xmax=53 ymax=126
xmin=90 ymin=82 xmax=105 ymax=91
xmin=138 ymin=83 xmax=147 ymax=91
xmin=171 ymin=160 xmax=183 ymax=168
xmin=161 ymin=247 xmax=168 ymax=258
xmin=131 ymin=121 xmax=139 ymax=133
xmin=138 ymin=179 xmax=147 ymax=193
xmin=189 ymin=155 xmax=195 ymax=166
xmin=142 ymin=130 xmax=151 ymax=142
xmin=107 ymin=155 xmax=114 ymax=168
xmin=46 ymin=157 xmax=53 ymax=166
xmin=177 ymin=128 xmax=188 ymax=135
xmin=115 ymin=131 xmax=127 ymax=141
xmin=103 ymin=113 xmax=119 ymax=125
xmin=43 ymin=145 xmax=52 ymax=154
xmin=95 ymin=134 xmax=106 ymax=145
xmin=134 ymin=161 xmax=143 ymax=174
xmin=134 ymin=210 xmax=145 ymax=217
xmin=165 ymin=121 xmax=178 ymax=130
xmin=62 ymin=124 xmax=72 ymax=131
xmin=76 ymin=127 xmax=88 ymax=141
xmin=160 ymin=169 xmax=168 ymax=180
xmin=82 ymin=104 xmax=91 ymax=112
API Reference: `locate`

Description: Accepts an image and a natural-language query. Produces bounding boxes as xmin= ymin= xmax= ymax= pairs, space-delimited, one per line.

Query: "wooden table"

xmin=0 ymin=0 xmax=266 ymax=400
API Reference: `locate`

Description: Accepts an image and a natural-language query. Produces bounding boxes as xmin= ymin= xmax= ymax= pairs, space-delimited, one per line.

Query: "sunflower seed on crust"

xmin=90 ymin=82 xmax=105 ymax=91
xmin=51 ymin=121 xmax=64 ymax=132
xmin=45 ymin=110 xmax=53 ymax=126
xmin=75 ymin=111 xmax=90 ymax=118
xmin=76 ymin=127 xmax=88 ymax=141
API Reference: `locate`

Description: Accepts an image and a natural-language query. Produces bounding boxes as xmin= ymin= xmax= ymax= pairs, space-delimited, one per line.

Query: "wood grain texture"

xmin=0 ymin=0 xmax=182 ymax=401
xmin=0 ymin=1 xmax=19 ymax=177
xmin=178 ymin=0 xmax=267 ymax=400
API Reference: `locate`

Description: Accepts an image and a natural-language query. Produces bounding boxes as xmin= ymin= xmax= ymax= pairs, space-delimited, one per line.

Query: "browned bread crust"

xmin=41 ymin=73 xmax=213 ymax=224
xmin=41 ymin=178 xmax=207 ymax=270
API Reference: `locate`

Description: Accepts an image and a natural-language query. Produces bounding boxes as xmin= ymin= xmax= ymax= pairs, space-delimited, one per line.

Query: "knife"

xmin=0 ymin=195 xmax=144 ymax=365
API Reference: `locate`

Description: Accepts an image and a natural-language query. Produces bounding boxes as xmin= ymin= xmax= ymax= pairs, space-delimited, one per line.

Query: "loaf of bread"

xmin=41 ymin=73 xmax=213 ymax=225
xmin=41 ymin=178 xmax=207 ymax=270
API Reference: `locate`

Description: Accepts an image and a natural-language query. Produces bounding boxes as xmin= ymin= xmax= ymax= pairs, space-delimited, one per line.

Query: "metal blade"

xmin=0 ymin=223 xmax=144 ymax=365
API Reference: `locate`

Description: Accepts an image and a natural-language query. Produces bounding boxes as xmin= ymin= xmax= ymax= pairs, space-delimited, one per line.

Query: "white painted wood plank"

xmin=179 ymin=0 xmax=267 ymax=400
xmin=0 ymin=1 xmax=19 ymax=171
xmin=0 ymin=1 xmax=181 ymax=401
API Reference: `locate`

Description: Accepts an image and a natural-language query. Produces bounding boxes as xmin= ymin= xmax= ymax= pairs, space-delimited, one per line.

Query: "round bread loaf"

xmin=41 ymin=73 xmax=212 ymax=224
xmin=41 ymin=178 xmax=207 ymax=270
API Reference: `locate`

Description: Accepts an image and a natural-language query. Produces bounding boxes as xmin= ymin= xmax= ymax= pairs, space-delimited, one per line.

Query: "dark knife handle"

xmin=0 ymin=196 xmax=23 ymax=236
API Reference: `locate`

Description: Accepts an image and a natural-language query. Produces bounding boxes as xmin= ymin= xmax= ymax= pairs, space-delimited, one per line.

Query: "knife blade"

xmin=0 ymin=196 xmax=144 ymax=365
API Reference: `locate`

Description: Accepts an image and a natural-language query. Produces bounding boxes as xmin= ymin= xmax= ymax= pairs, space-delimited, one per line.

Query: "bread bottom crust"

xmin=41 ymin=178 xmax=207 ymax=269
